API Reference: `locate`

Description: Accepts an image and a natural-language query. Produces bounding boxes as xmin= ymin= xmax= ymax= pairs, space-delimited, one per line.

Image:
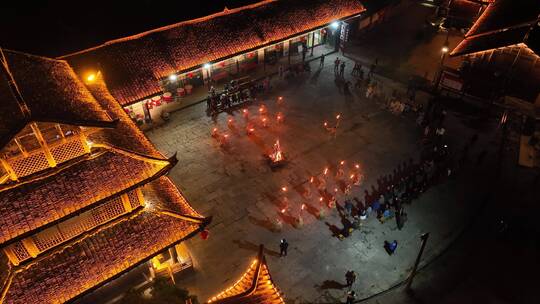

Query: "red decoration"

xmin=200 ymin=229 xmax=209 ymax=240
xmin=188 ymin=73 xmax=194 ymax=78
xmin=248 ymin=53 xmax=254 ymax=58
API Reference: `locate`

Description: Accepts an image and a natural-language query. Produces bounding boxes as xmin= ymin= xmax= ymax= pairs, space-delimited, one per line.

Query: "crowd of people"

xmin=206 ymin=78 xmax=271 ymax=115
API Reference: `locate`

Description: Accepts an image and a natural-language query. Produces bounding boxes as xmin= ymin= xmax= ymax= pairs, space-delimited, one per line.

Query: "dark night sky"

xmin=0 ymin=0 xmax=260 ymax=57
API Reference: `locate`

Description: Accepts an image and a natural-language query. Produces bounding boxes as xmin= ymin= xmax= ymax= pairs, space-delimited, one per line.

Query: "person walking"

xmin=345 ymin=291 xmax=356 ymax=304
xmin=334 ymin=57 xmax=341 ymax=74
xmin=320 ymin=54 xmax=325 ymax=68
xmin=279 ymin=239 xmax=289 ymax=257
xmin=344 ymin=199 xmax=353 ymax=216
xmin=340 ymin=62 xmax=346 ymax=77
xmin=384 ymin=240 xmax=398 ymax=255
xmin=345 ymin=270 xmax=357 ymax=288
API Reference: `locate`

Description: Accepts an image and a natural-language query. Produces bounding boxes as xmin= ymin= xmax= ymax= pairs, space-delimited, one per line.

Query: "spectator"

xmin=345 ymin=291 xmax=356 ymax=304
xmin=384 ymin=240 xmax=398 ymax=255
xmin=334 ymin=57 xmax=341 ymax=74
xmin=345 ymin=270 xmax=357 ymax=288
xmin=279 ymin=239 xmax=289 ymax=257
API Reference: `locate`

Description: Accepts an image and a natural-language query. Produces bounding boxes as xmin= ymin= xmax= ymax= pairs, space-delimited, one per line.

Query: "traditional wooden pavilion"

xmin=207 ymin=245 xmax=285 ymax=304
xmin=0 ymin=48 xmax=210 ymax=304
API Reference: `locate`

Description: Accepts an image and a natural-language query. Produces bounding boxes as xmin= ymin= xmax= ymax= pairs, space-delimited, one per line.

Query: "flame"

xmin=310 ymin=176 xmax=314 ymax=183
xmin=340 ymin=160 xmax=345 ymax=165
xmin=228 ymin=118 xmax=233 ymax=124
xmin=281 ymin=186 xmax=287 ymax=192
xmin=324 ymin=122 xmax=328 ymax=127
xmin=336 ymin=114 xmax=341 ymax=120
xmin=323 ymin=167 xmax=329 ymax=175
xmin=301 ymin=204 xmax=306 ymax=210
xmin=269 ymin=139 xmax=283 ymax=163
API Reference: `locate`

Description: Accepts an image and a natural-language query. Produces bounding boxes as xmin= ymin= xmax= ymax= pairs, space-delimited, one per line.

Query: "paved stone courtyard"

xmin=145 ymin=55 xmax=494 ymax=303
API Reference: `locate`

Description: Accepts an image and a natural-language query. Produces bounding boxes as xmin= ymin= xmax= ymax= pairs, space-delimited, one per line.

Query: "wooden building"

xmin=450 ymin=0 xmax=540 ymax=101
xmin=58 ymin=0 xmax=366 ymax=125
xmin=0 ymin=48 xmax=210 ymax=304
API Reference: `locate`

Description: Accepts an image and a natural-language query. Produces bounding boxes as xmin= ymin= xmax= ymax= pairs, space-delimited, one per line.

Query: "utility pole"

xmin=406 ymin=232 xmax=430 ymax=291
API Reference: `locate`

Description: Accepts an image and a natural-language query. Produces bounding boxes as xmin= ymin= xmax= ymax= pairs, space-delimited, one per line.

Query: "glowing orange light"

xmin=243 ymin=109 xmax=248 ymax=114
xmin=319 ymin=197 xmax=324 ymax=202
xmin=340 ymin=160 xmax=345 ymax=166
xmin=269 ymin=139 xmax=284 ymax=163
xmin=228 ymin=118 xmax=233 ymax=124
xmin=350 ymin=174 xmax=355 ymax=179
xmin=86 ymin=73 xmax=96 ymax=82
xmin=324 ymin=167 xmax=329 ymax=175
xmin=223 ymin=134 xmax=229 ymax=138
xmin=336 ymin=114 xmax=341 ymax=120
xmin=281 ymin=208 xmax=286 ymax=213
xmin=324 ymin=122 xmax=328 ymax=127
xmin=310 ymin=176 xmax=314 ymax=183
xmin=279 ymin=96 xmax=283 ymax=100
xmin=355 ymin=164 xmax=360 ymax=169
xmin=301 ymin=204 xmax=306 ymax=210
xmin=281 ymin=186 xmax=287 ymax=192
xmin=334 ymin=187 xmax=338 ymax=192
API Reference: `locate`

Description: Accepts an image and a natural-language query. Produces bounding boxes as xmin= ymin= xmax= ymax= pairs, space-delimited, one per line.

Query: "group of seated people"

xmin=206 ymin=79 xmax=268 ymax=115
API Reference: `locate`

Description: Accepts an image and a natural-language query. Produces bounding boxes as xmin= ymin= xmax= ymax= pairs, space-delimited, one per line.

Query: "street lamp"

xmin=330 ymin=21 xmax=340 ymax=30
xmin=168 ymin=74 xmax=177 ymax=82
xmin=440 ymin=45 xmax=449 ymax=65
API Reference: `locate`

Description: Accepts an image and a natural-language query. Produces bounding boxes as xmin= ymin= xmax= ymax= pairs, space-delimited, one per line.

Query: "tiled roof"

xmin=85 ymin=74 xmax=165 ymax=158
xmin=208 ymin=245 xmax=284 ymax=304
xmin=0 ymin=49 xmax=115 ymax=149
xmin=465 ymin=0 xmax=540 ymax=38
xmin=0 ymin=149 xmax=173 ymax=245
xmin=451 ymin=25 xmax=531 ymax=56
xmin=61 ymin=0 xmax=365 ymax=105
xmin=1 ymin=177 xmax=208 ymax=304
xmin=451 ymin=0 xmax=540 ymax=56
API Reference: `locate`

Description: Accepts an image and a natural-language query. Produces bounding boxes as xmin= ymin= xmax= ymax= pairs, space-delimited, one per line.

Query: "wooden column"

xmin=30 ymin=123 xmax=56 ymax=167
xmin=21 ymin=238 xmax=40 ymax=258
xmin=0 ymin=157 xmax=17 ymax=181
xmin=121 ymin=194 xmax=133 ymax=212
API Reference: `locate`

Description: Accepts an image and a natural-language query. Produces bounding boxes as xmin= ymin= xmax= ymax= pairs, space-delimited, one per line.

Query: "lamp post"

xmin=406 ymin=232 xmax=430 ymax=291
xmin=435 ymin=35 xmax=450 ymax=89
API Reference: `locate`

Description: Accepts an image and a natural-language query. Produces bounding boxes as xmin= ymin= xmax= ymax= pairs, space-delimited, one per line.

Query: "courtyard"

xmin=145 ymin=54 xmax=497 ymax=303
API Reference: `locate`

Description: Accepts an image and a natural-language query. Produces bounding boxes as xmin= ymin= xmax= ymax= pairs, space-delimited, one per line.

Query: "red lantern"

xmin=200 ymin=229 xmax=209 ymax=240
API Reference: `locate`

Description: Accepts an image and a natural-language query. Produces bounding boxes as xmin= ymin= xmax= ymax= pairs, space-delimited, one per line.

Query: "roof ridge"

xmin=2 ymin=48 xmax=66 ymax=63
xmin=465 ymin=20 xmax=538 ymax=39
xmin=58 ymin=0 xmax=277 ymax=59
xmin=0 ymin=48 xmax=31 ymax=117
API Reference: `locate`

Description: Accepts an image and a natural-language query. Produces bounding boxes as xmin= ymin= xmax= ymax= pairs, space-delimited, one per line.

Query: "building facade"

xmin=0 ymin=49 xmax=209 ymax=304
xmin=60 ymin=0 xmax=366 ymax=127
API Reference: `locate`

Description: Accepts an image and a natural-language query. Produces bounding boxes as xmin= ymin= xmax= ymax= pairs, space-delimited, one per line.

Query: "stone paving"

xmin=145 ymin=54 xmax=493 ymax=303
